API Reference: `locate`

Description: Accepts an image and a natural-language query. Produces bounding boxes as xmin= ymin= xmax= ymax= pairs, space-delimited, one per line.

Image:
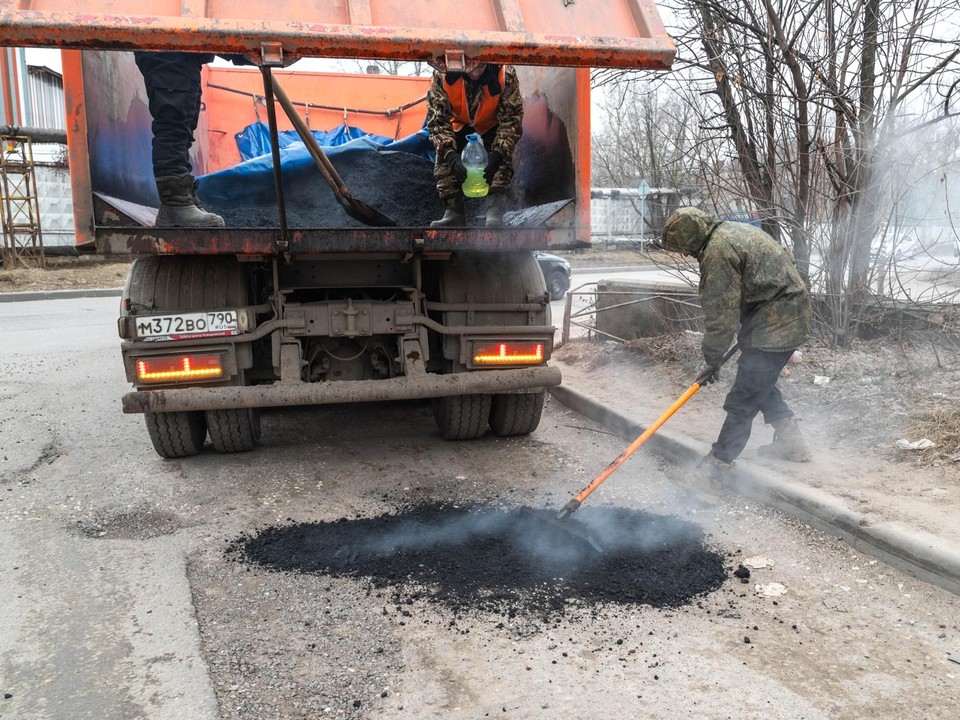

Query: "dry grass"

xmin=907 ymin=398 xmax=960 ymax=454
xmin=624 ymin=332 xmax=700 ymax=363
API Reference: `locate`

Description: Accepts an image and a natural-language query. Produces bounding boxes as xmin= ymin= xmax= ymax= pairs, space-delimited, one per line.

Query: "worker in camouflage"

xmin=425 ymin=63 xmax=523 ymax=228
xmin=661 ymin=207 xmax=814 ymax=502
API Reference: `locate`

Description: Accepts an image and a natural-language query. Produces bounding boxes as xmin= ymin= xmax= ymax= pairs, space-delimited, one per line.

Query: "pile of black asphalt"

xmin=229 ymin=504 xmax=729 ymax=620
xmin=205 ymin=150 xmax=493 ymax=229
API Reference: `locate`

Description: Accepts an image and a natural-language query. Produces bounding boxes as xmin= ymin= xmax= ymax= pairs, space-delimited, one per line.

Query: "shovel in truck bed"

xmin=268 ymin=73 xmax=398 ymax=228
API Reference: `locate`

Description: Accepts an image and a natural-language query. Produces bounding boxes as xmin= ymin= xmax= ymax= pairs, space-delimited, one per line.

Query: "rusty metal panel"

xmin=0 ymin=0 xmax=674 ymax=70
xmin=120 ymin=365 xmax=562 ymax=413
xmin=93 ymin=227 xmax=582 ymax=255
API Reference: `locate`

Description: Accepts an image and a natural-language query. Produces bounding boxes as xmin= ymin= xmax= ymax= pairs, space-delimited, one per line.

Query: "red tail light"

xmin=136 ymin=354 xmax=224 ymax=383
xmin=471 ymin=341 xmax=545 ymax=366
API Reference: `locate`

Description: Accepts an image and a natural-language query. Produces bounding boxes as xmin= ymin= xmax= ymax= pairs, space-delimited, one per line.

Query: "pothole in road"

xmin=75 ymin=506 xmax=180 ymax=539
xmin=230 ymin=504 xmax=728 ymax=620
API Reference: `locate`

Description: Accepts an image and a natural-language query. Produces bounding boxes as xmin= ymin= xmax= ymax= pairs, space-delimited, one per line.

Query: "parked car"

xmin=534 ymin=251 xmax=572 ymax=300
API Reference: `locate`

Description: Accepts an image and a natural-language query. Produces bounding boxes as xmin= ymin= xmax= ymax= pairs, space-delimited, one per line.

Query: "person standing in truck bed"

xmin=426 ymin=63 xmax=523 ymax=228
xmin=134 ymin=51 xmax=225 ymax=228
xmin=660 ymin=206 xmax=814 ymax=500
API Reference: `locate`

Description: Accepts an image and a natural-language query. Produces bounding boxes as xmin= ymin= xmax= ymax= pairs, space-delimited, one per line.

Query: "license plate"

xmin=135 ymin=311 xmax=241 ymax=341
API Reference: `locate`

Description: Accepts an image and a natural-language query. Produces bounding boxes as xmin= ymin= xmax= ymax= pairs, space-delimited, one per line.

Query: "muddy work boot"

xmin=757 ymin=417 xmax=812 ymax=462
xmin=665 ymin=453 xmax=732 ymax=505
xmin=155 ymin=175 xmax=225 ymax=228
xmin=485 ymin=193 xmax=507 ymax=228
xmin=430 ymin=196 xmax=465 ymax=228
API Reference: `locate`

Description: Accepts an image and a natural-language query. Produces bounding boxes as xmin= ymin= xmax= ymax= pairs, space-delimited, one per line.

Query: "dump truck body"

xmin=0 ymin=0 xmax=674 ymax=456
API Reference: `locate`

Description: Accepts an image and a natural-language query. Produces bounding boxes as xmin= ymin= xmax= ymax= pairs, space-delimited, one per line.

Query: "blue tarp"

xmin=234 ymin=122 xmax=397 ymax=161
xmin=198 ymin=124 xmax=435 ymax=206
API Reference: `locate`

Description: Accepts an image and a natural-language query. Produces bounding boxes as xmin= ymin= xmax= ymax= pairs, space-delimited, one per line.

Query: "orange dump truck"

xmin=0 ymin=0 xmax=674 ymax=457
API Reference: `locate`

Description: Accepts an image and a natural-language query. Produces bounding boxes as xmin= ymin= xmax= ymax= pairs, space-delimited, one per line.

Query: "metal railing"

xmin=558 ymin=282 xmax=703 ymax=347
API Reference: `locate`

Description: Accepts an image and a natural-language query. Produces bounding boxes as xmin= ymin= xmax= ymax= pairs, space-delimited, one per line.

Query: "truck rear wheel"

xmin=127 ymin=255 xmax=257 ymax=456
xmin=205 ymin=408 xmax=261 ymax=453
xmin=144 ymin=411 xmax=207 ymax=458
xmin=489 ymin=391 xmax=546 ymax=437
xmin=430 ymin=252 xmax=550 ymax=440
xmin=432 ymin=394 xmax=492 ymax=440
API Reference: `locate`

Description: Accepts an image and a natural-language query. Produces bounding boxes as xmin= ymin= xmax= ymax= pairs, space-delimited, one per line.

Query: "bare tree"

xmin=351 ymin=59 xmax=427 ymax=77
xmin=601 ymin=0 xmax=960 ymax=344
xmin=591 ymin=79 xmax=703 ymax=190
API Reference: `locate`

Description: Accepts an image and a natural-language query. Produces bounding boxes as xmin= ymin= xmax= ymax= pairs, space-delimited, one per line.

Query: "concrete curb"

xmin=0 ymin=287 xmax=122 ymax=302
xmin=550 ymin=383 xmax=960 ymax=597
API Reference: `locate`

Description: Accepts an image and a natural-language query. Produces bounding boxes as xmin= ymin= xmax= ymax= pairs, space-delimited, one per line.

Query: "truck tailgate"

xmin=0 ymin=0 xmax=674 ymax=70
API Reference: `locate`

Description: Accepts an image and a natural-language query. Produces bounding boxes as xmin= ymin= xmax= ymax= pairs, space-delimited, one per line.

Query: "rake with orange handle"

xmin=556 ymin=343 xmax=740 ymax=521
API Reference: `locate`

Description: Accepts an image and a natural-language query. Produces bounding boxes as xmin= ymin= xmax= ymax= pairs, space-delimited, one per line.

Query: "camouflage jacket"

xmin=425 ymin=65 xmax=523 ymax=160
xmin=662 ymin=207 xmax=812 ymax=367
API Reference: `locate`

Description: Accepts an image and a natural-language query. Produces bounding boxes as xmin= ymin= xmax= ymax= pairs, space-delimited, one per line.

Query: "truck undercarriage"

xmin=117 ymin=249 xmax=560 ymax=456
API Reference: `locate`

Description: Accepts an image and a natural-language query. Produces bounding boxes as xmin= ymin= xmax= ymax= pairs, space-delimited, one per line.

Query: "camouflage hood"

xmin=662 ymin=207 xmax=723 ymax=256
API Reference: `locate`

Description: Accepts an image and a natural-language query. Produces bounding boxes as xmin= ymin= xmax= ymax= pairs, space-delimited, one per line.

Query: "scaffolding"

xmin=0 ymin=134 xmax=45 ymax=267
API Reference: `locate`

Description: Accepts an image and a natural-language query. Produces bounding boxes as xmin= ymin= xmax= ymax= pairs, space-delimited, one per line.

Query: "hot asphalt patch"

xmin=230 ymin=504 xmax=728 ymax=619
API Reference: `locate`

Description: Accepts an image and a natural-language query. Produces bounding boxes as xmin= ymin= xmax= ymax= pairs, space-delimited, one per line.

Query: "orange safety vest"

xmin=442 ymin=67 xmax=506 ymax=135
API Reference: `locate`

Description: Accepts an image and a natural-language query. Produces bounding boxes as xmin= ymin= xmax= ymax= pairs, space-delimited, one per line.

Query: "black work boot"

xmin=757 ymin=417 xmax=812 ymax=462
xmin=155 ymin=175 xmax=225 ymax=228
xmin=430 ymin=196 xmax=465 ymax=228
xmin=485 ymin=192 xmax=507 ymax=228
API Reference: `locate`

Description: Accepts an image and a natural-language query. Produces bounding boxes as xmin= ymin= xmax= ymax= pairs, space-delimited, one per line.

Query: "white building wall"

xmin=34 ymin=161 xmax=75 ymax=247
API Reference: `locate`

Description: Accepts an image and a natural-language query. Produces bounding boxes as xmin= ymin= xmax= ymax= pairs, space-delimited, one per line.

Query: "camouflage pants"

xmin=434 ymin=126 xmax=513 ymax=199
xmin=711 ymin=348 xmax=795 ymax=463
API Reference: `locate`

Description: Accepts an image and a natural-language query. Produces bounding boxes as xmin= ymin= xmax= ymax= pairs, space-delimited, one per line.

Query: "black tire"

xmin=126 ymin=255 xmax=249 ymax=314
xmin=432 ymin=394 xmax=492 ymax=440
xmin=429 ymin=252 xmax=548 ymax=440
xmin=127 ymin=256 xmax=256 ymax=457
xmin=489 ymin=391 xmax=546 ymax=437
xmin=205 ymin=408 xmax=261 ymax=453
xmin=144 ymin=411 xmax=207 ymax=458
xmin=546 ymin=270 xmax=569 ymax=300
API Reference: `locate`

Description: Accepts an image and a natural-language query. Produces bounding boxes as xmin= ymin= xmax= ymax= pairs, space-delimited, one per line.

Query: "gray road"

xmin=1 ymin=297 xmax=959 ymax=720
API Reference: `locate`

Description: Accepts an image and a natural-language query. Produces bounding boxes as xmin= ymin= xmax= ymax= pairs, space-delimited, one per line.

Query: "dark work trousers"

xmin=134 ymin=51 xmax=214 ymax=178
xmin=711 ymin=348 xmax=795 ymax=464
xmin=434 ymin=125 xmax=511 ymax=198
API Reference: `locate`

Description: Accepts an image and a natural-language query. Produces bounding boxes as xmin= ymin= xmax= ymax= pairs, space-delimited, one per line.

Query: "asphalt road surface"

xmin=1 ymin=297 xmax=959 ymax=720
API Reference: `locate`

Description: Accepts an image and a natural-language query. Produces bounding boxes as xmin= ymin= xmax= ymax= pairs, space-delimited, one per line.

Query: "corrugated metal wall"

xmin=0 ymin=51 xmax=75 ymax=249
xmin=0 ymin=47 xmax=26 ymax=125
xmin=27 ymin=65 xmax=65 ymax=129
xmin=26 ymin=64 xmax=74 ymax=247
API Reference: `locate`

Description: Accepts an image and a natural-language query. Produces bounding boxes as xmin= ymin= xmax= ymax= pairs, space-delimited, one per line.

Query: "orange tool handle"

xmin=570 ymin=343 xmax=740 ymax=507
xmin=572 ymin=382 xmax=702 ymax=505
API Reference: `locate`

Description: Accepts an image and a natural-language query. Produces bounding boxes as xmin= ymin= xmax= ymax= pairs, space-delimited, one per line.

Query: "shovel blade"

xmin=519 ymin=507 xmax=604 ymax=554
xmin=341 ymin=196 xmax=397 ymax=228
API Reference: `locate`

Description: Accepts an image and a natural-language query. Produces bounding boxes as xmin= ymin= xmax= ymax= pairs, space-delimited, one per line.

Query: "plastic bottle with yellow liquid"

xmin=461 ymin=133 xmax=489 ymax=198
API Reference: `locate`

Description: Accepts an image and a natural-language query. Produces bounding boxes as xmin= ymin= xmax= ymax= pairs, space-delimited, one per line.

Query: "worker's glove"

xmin=445 ymin=151 xmax=468 ymax=183
xmin=483 ymin=150 xmax=504 ymax=184
xmin=697 ymin=364 xmax=721 ymax=385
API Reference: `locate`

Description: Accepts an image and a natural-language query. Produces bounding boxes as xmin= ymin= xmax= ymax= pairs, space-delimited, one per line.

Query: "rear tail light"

xmin=135 ymin=354 xmax=224 ymax=383
xmin=471 ymin=341 xmax=545 ymax=367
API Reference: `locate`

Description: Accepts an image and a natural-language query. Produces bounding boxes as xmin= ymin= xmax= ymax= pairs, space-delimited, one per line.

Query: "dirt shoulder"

xmin=0 ymin=256 xmax=131 ymax=293
xmin=553 ymin=334 xmax=960 ymax=546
